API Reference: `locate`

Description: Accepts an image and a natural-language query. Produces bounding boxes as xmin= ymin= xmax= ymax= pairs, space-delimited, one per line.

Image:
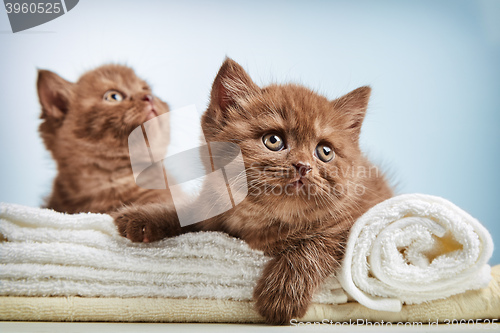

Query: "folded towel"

xmin=1 ymin=266 xmax=499 ymax=323
xmin=338 ymin=193 xmax=494 ymax=312
xmin=1 ymin=263 xmax=500 ymax=323
xmin=0 ymin=203 xmax=347 ymax=304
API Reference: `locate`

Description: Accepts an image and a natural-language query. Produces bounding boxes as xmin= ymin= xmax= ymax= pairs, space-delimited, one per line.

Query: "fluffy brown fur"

xmin=113 ymin=58 xmax=393 ymax=324
xmin=38 ymin=64 xmax=173 ymax=215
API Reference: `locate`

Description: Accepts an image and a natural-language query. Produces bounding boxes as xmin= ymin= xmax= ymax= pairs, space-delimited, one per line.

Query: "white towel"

xmin=338 ymin=193 xmax=494 ymax=312
xmin=0 ymin=203 xmax=347 ymax=304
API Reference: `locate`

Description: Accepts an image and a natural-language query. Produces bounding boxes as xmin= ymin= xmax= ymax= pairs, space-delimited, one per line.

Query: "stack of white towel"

xmin=0 ymin=202 xmax=347 ymax=304
xmin=0 ymin=194 xmax=494 ymax=312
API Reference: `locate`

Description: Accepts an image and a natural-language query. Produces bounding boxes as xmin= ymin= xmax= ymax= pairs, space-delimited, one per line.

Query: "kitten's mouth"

xmin=145 ymin=107 xmax=158 ymax=121
xmin=288 ymin=177 xmax=306 ymax=190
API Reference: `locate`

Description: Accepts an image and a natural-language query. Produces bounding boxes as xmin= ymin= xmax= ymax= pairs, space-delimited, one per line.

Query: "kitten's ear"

xmin=209 ymin=58 xmax=260 ymax=118
xmin=37 ymin=69 xmax=74 ymax=119
xmin=332 ymin=86 xmax=371 ymax=137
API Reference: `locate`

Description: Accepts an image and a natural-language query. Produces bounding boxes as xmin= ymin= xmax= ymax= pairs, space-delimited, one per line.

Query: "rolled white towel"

xmin=338 ymin=193 xmax=494 ymax=312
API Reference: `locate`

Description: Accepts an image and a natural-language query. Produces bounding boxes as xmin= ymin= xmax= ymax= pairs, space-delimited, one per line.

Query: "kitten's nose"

xmin=142 ymin=94 xmax=153 ymax=102
xmin=293 ymin=162 xmax=312 ymax=177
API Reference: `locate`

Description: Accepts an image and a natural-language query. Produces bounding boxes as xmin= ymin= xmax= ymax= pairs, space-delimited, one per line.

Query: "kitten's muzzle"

xmin=142 ymin=94 xmax=159 ymax=121
xmin=288 ymin=162 xmax=312 ymax=189
xmin=293 ymin=162 xmax=312 ymax=177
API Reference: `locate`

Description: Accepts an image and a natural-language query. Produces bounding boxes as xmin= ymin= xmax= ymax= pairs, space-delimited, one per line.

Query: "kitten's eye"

xmin=315 ymin=144 xmax=335 ymax=162
xmin=262 ymin=133 xmax=285 ymax=151
xmin=103 ymin=90 xmax=124 ymax=102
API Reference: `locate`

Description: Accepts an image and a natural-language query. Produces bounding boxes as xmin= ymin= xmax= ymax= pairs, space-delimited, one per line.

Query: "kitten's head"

xmin=37 ymin=64 xmax=169 ymax=158
xmin=202 ymin=58 xmax=372 ymax=219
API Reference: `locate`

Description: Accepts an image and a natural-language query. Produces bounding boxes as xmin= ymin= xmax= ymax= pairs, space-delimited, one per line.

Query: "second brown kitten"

xmin=38 ymin=64 xmax=173 ymax=219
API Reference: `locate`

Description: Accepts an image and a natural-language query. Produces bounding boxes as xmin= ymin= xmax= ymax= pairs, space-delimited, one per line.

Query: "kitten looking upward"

xmin=37 ymin=64 xmax=172 ymax=215
xmin=114 ymin=58 xmax=393 ymax=324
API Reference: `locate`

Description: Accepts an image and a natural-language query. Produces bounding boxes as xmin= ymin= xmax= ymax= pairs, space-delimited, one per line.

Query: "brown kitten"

xmin=113 ymin=58 xmax=393 ymax=324
xmin=38 ymin=64 xmax=173 ymax=218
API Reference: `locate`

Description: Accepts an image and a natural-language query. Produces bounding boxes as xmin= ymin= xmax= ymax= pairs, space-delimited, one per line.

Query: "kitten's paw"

xmin=113 ymin=210 xmax=151 ymax=242
xmin=112 ymin=205 xmax=181 ymax=243
xmin=253 ymin=257 xmax=312 ymax=325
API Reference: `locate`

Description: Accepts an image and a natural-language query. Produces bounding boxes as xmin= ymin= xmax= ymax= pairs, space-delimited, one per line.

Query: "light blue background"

xmin=0 ymin=0 xmax=498 ymax=264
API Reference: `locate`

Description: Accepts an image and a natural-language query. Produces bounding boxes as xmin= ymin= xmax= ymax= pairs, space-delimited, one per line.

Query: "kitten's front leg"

xmin=112 ymin=203 xmax=181 ymax=242
xmin=253 ymin=235 xmax=342 ymax=325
